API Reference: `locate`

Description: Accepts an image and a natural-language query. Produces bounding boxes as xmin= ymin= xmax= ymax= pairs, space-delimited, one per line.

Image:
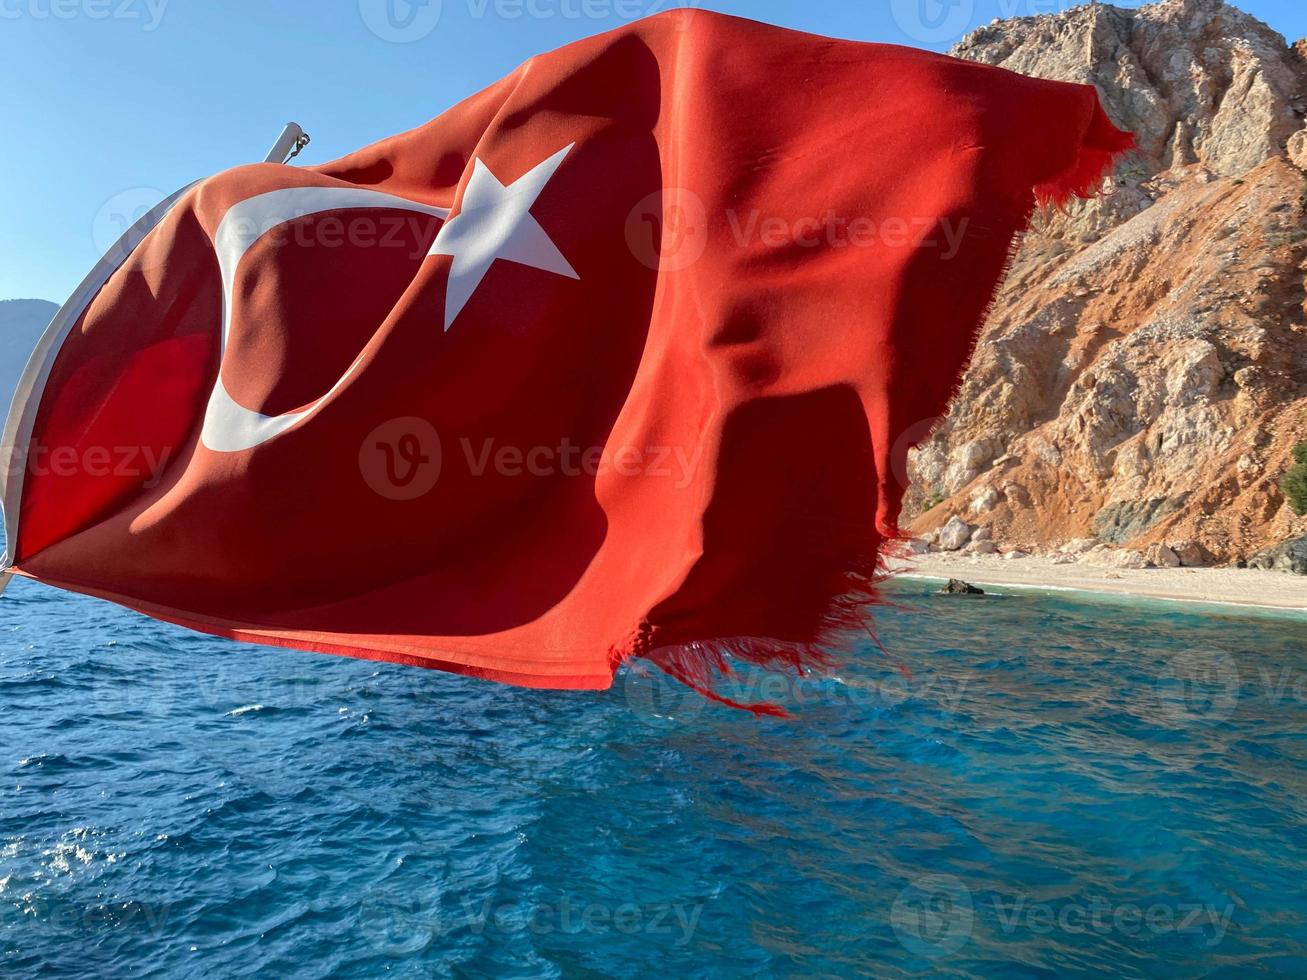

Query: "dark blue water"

xmin=3 ymin=571 xmax=1306 ymax=978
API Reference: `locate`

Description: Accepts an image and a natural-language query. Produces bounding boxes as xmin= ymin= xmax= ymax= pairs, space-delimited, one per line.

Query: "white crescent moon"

xmin=200 ymin=187 xmax=449 ymax=453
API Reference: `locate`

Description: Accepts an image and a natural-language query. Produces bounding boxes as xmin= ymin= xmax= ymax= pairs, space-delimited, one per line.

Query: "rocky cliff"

xmin=905 ymin=0 xmax=1307 ymax=569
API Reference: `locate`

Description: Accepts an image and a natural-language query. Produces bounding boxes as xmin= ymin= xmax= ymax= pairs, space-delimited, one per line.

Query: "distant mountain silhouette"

xmin=0 ymin=299 xmax=57 ymax=421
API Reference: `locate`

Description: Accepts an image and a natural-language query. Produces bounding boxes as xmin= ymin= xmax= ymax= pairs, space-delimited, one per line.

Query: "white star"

xmin=429 ymin=143 xmax=580 ymax=331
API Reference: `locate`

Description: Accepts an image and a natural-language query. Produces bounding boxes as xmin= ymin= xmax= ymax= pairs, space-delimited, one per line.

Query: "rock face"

xmin=1247 ymin=534 xmax=1307 ymax=574
xmin=906 ymin=0 xmax=1307 ymax=570
xmin=1145 ymin=542 xmax=1182 ymax=567
xmin=937 ymin=516 xmax=976 ymax=551
xmin=953 ymin=0 xmax=1304 ymax=178
xmin=1085 ymin=546 xmax=1150 ymax=569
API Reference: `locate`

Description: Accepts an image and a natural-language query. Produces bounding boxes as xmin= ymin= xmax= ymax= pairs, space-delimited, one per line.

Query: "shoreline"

xmin=885 ymin=553 xmax=1307 ymax=615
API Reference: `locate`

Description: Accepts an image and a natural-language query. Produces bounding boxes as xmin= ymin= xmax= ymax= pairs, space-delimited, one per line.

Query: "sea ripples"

xmin=2 ymin=577 xmax=1307 ymax=977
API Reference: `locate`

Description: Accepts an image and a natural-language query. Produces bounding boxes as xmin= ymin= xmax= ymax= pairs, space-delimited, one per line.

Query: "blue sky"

xmin=3 ymin=0 xmax=1304 ymax=304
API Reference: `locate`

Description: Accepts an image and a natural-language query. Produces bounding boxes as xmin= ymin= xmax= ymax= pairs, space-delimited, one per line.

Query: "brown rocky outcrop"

xmin=905 ymin=0 xmax=1307 ymax=567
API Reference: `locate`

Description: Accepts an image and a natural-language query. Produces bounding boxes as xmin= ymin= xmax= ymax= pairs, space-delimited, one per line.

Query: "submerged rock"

xmin=939 ymin=578 xmax=985 ymax=595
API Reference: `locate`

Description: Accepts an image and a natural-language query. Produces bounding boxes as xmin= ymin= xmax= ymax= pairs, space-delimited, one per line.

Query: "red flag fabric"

xmin=0 ymin=11 xmax=1131 ymax=711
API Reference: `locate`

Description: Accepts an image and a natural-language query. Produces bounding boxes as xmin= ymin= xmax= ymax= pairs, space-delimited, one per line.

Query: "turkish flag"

xmin=0 ymin=11 xmax=1130 ymax=711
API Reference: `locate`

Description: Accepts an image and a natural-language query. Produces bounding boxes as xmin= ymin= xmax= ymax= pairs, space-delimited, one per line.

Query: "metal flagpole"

xmin=265 ymin=122 xmax=311 ymax=164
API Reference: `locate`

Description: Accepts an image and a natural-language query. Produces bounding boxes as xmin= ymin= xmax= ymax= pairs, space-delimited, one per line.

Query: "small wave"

xmin=38 ymin=827 xmax=124 ymax=877
xmin=227 ymin=704 xmax=264 ymax=717
xmin=14 ymin=753 xmax=104 ymax=774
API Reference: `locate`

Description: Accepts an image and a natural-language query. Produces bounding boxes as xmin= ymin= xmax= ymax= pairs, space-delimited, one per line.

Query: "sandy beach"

xmin=887 ymin=552 xmax=1307 ymax=613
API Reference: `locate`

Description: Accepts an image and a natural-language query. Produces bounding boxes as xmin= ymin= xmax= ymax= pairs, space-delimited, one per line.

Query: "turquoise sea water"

xmin=2 ymin=572 xmax=1306 ymax=978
